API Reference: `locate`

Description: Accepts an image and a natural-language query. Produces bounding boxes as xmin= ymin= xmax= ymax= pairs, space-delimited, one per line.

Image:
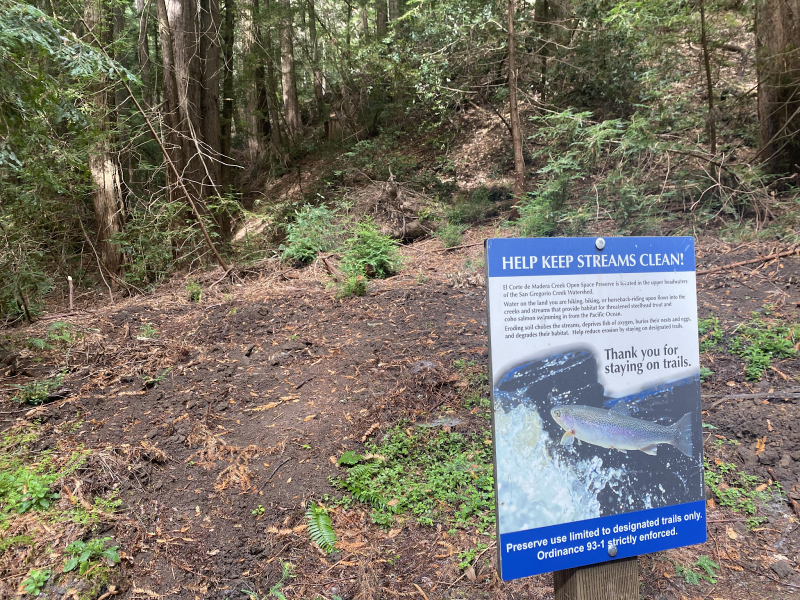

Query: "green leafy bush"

xmin=22 ymin=568 xmax=50 ymax=596
xmin=11 ymin=375 xmax=63 ymax=405
xmin=698 ymin=315 xmax=723 ymax=352
xmin=730 ymin=313 xmax=797 ymax=380
xmin=341 ymin=220 xmax=401 ymax=279
xmin=63 ymin=537 xmax=120 ymax=575
xmin=281 ymin=205 xmax=340 ymax=264
xmin=0 ymin=468 xmax=59 ymax=513
xmin=434 ymin=223 xmax=466 ymax=248
xmin=186 ymin=280 xmax=202 ymax=303
xmin=335 ymin=425 xmax=494 ymax=530
xmin=448 ymin=187 xmax=494 ymax=224
xmin=336 ymin=274 xmax=368 ymax=299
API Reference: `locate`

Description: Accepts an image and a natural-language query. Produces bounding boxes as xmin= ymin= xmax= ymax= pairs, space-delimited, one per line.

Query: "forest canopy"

xmin=1 ymin=0 xmax=799 ymax=320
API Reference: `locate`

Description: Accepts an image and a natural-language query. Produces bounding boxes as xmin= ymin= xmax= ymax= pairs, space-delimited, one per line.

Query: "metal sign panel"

xmin=485 ymin=236 xmax=706 ymax=581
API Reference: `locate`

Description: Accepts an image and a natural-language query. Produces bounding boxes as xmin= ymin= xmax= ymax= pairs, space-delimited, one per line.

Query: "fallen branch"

xmin=433 ymin=242 xmax=484 ymax=253
xmin=697 ymin=245 xmax=799 ymax=275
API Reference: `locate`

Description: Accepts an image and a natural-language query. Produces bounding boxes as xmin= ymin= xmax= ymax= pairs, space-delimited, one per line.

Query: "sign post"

xmin=484 ymin=237 xmax=706 ymax=587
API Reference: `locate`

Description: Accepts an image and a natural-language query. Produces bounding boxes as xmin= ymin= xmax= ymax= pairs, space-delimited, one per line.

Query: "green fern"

xmin=306 ymin=504 xmax=337 ymax=553
xmin=348 ymin=462 xmax=381 ymax=478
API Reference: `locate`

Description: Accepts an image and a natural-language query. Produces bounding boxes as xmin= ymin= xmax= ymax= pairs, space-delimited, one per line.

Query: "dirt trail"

xmin=3 ymin=231 xmax=800 ymax=599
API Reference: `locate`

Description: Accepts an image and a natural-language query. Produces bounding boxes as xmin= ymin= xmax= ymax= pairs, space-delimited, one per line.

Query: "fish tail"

xmin=670 ymin=413 xmax=693 ymax=458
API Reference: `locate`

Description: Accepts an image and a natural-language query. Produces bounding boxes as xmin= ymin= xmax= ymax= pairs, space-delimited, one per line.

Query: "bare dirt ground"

xmin=2 ymin=229 xmax=800 ymax=600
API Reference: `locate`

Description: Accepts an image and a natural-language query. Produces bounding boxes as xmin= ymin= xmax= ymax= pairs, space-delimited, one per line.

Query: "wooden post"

xmin=68 ymin=276 xmax=74 ymax=310
xmin=554 ymin=556 xmax=638 ymax=600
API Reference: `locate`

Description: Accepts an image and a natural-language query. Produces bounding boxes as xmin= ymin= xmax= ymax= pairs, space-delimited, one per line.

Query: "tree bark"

xmin=85 ymin=0 xmax=125 ymax=277
xmin=699 ymin=0 xmax=716 ymax=155
xmin=756 ymin=0 xmax=800 ymax=173
xmin=279 ymin=0 xmax=303 ymax=138
xmin=263 ymin=5 xmax=286 ymax=150
xmin=388 ymin=0 xmax=398 ymax=22
xmin=507 ymin=0 xmax=525 ymax=203
xmin=156 ymin=0 xmax=228 ymax=240
xmin=242 ymin=0 xmax=266 ymax=160
xmin=308 ymin=0 xmax=325 ymax=122
xmin=376 ymin=0 xmax=387 ymax=37
xmin=360 ymin=2 xmax=369 ymax=40
xmin=135 ymin=0 xmax=153 ymax=108
xmin=221 ymin=0 xmax=234 ymax=188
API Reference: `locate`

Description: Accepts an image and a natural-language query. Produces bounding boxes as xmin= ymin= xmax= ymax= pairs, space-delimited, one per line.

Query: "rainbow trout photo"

xmin=485 ymin=237 xmax=707 ymax=581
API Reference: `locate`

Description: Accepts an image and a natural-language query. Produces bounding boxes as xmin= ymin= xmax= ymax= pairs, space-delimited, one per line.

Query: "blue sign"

xmin=486 ymin=237 xmax=705 ymax=581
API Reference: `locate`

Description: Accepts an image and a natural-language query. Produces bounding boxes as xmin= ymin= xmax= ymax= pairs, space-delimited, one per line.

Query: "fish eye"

xmin=554 ymin=409 xmax=561 ymax=417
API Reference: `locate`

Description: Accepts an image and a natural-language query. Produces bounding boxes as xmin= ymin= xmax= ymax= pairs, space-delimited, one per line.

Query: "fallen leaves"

xmin=361 ymin=422 xmax=380 ymax=442
xmin=755 ymin=436 xmax=767 ymax=454
xmin=246 ymin=401 xmax=281 ymax=412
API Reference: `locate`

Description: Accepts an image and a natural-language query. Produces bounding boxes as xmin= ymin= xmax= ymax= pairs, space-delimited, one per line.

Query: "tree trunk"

xmin=242 ymin=0 xmax=266 ymax=160
xmin=279 ymin=0 xmax=303 ymax=137
xmin=756 ymin=0 xmax=800 ymax=173
xmin=156 ymin=0 xmax=229 ymax=242
xmin=85 ymin=0 xmax=125 ymax=277
xmin=699 ymin=0 xmax=716 ymax=155
xmin=221 ymin=0 xmax=234 ymax=188
xmin=135 ymin=0 xmax=153 ymax=108
xmin=308 ymin=0 xmax=325 ymax=122
xmin=264 ymin=6 xmax=286 ymax=150
xmin=376 ymin=0 xmax=387 ymax=37
xmin=360 ymin=2 xmax=369 ymax=40
xmin=507 ymin=0 xmax=525 ymax=203
xmin=200 ymin=0 xmax=229 ymax=239
xmin=388 ymin=0 xmax=398 ymax=22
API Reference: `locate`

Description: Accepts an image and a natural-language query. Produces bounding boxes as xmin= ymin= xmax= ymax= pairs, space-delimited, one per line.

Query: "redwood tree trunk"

xmin=507 ymin=0 xmax=525 ymax=201
xmin=376 ymin=0 xmax=387 ymax=37
xmin=221 ymin=0 xmax=234 ymax=188
xmin=279 ymin=0 xmax=302 ymax=137
xmin=756 ymin=0 xmax=800 ymax=173
xmin=242 ymin=0 xmax=266 ymax=159
xmin=156 ymin=0 xmax=228 ymax=238
xmin=85 ymin=0 xmax=125 ymax=277
xmin=308 ymin=0 xmax=325 ymax=122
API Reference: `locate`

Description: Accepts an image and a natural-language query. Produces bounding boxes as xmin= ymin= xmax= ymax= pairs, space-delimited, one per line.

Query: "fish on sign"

xmin=484 ymin=237 xmax=706 ymax=581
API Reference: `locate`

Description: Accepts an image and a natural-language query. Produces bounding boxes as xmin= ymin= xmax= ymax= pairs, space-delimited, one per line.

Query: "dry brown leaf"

xmin=246 ymin=402 xmax=280 ymax=412
xmin=464 ymin=565 xmax=476 ymax=582
xmin=768 ymin=419 xmax=773 ymax=432
xmin=726 ymin=526 xmax=738 ymax=540
xmin=756 ymin=436 xmax=767 ymax=454
xmin=755 ymin=483 xmax=768 ymax=492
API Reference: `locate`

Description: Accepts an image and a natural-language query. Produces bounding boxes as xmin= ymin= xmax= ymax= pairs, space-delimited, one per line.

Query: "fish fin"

xmin=560 ymin=432 xmax=575 ymax=445
xmin=670 ymin=413 xmax=693 ymax=458
xmin=609 ymin=401 xmax=631 ymax=415
xmin=640 ymin=445 xmax=658 ymax=456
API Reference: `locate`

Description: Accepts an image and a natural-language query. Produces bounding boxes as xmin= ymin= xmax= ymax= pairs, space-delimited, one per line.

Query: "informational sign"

xmin=485 ymin=237 xmax=706 ymax=581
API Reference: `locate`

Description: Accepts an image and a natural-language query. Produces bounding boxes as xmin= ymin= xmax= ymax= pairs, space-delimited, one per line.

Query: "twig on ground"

xmin=697 ymin=245 xmax=799 ymax=275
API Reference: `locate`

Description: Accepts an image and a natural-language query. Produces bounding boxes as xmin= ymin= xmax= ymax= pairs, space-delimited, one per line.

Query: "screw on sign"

xmin=485 ymin=237 xmax=706 ymax=600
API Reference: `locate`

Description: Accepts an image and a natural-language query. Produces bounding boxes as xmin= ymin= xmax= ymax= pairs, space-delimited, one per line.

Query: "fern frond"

xmin=347 ymin=462 xmax=380 ymax=479
xmin=305 ymin=505 xmax=337 ymax=553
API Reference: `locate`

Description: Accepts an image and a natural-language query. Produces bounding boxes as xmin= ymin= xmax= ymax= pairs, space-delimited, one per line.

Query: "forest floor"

xmin=2 ymin=228 xmax=800 ymax=600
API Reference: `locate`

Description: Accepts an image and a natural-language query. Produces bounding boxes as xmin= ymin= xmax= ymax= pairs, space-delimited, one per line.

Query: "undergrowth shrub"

xmin=434 ymin=223 xmax=466 ymax=248
xmin=448 ymin=187 xmax=493 ymax=224
xmin=11 ymin=374 xmax=63 ymax=405
xmin=334 ymin=424 xmax=494 ymax=530
xmin=730 ymin=312 xmax=798 ymax=380
xmin=340 ymin=220 xmax=401 ymax=279
xmin=281 ymin=204 xmax=340 ymax=264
